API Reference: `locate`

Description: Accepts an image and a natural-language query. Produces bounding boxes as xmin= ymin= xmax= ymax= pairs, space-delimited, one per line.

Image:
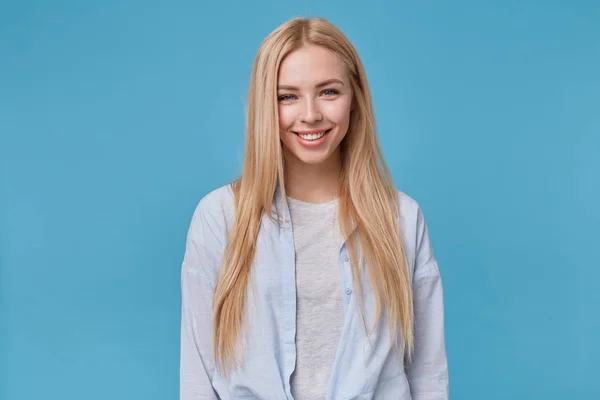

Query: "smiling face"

xmin=277 ymin=45 xmax=354 ymax=167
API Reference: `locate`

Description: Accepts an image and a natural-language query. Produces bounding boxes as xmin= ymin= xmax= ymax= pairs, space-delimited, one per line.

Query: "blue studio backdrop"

xmin=1 ymin=1 xmax=599 ymax=399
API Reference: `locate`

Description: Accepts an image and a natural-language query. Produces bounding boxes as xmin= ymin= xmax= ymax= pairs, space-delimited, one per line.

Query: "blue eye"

xmin=278 ymin=94 xmax=296 ymax=101
xmin=322 ymin=89 xmax=339 ymax=96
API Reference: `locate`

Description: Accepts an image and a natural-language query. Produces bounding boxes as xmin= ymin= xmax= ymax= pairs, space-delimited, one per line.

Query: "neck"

xmin=283 ymin=149 xmax=342 ymax=204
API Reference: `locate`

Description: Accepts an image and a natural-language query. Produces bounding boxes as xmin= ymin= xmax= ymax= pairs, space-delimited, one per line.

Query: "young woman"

xmin=180 ymin=17 xmax=448 ymax=400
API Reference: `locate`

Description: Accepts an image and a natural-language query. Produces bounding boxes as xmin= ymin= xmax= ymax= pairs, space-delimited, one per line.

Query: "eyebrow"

xmin=277 ymin=78 xmax=344 ymax=91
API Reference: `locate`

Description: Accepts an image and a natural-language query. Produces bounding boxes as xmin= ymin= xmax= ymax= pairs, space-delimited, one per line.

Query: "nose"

xmin=299 ymin=96 xmax=322 ymax=123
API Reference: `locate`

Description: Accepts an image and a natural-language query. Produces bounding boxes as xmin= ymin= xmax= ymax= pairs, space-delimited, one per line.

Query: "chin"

xmin=293 ymin=150 xmax=333 ymax=165
xmin=298 ymin=156 xmax=328 ymax=165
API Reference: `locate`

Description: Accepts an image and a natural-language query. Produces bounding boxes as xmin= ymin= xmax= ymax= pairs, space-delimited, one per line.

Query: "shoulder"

xmin=182 ymin=183 xmax=235 ymax=286
xmin=396 ymin=188 xmax=426 ymax=239
xmin=396 ymin=189 xmax=433 ymax=276
xmin=188 ymin=182 xmax=236 ymax=240
xmin=195 ymin=182 xmax=235 ymax=218
xmin=397 ymin=189 xmax=420 ymax=216
xmin=396 ymin=189 xmax=426 ymax=230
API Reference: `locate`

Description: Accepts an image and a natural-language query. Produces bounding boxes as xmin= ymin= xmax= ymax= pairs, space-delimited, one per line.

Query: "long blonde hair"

xmin=213 ymin=17 xmax=414 ymax=376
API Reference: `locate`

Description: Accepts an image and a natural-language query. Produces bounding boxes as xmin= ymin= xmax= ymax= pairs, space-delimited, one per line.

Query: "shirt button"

xmin=341 ymin=253 xmax=349 ymax=262
xmin=345 ymin=287 xmax=352 ymax=295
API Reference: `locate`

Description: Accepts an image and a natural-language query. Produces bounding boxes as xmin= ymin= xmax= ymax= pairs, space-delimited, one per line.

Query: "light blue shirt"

xmin=180 ymin=183 xmax=449 ymax=399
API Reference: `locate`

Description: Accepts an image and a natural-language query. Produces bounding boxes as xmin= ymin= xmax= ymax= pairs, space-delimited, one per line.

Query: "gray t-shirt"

xmin=287 ymin=196 xmax=345 ymax=400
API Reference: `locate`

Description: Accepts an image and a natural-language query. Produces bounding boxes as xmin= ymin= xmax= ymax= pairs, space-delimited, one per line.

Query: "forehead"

xmin=278 ymin=45 xmax=347 ymax=85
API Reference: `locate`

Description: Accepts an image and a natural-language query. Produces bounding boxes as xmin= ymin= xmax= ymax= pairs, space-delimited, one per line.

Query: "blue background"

xmin=1 ymin=0 xmax=598 ymax=399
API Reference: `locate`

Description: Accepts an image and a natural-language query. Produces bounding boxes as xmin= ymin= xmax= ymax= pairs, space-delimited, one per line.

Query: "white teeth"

xmin=298 ymin=131 xmax=327 ymax=141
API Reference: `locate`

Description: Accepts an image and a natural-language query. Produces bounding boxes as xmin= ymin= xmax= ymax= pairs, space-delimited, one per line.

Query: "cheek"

xmin=278 ymin=107 xmax=295 ymax=131
xmin=323 ymin=99 xmax=352 ymax=125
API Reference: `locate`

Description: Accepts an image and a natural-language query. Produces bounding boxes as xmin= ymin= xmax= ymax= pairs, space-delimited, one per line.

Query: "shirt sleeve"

xmin=180 ymin=204 xmax=223 ymax=400
xmin=405 ymin=206 xmax=449 ymax=400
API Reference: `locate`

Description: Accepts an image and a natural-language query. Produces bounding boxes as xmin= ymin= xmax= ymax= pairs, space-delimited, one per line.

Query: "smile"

xmin=293 ymin=129 xmax=332 ymax=141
